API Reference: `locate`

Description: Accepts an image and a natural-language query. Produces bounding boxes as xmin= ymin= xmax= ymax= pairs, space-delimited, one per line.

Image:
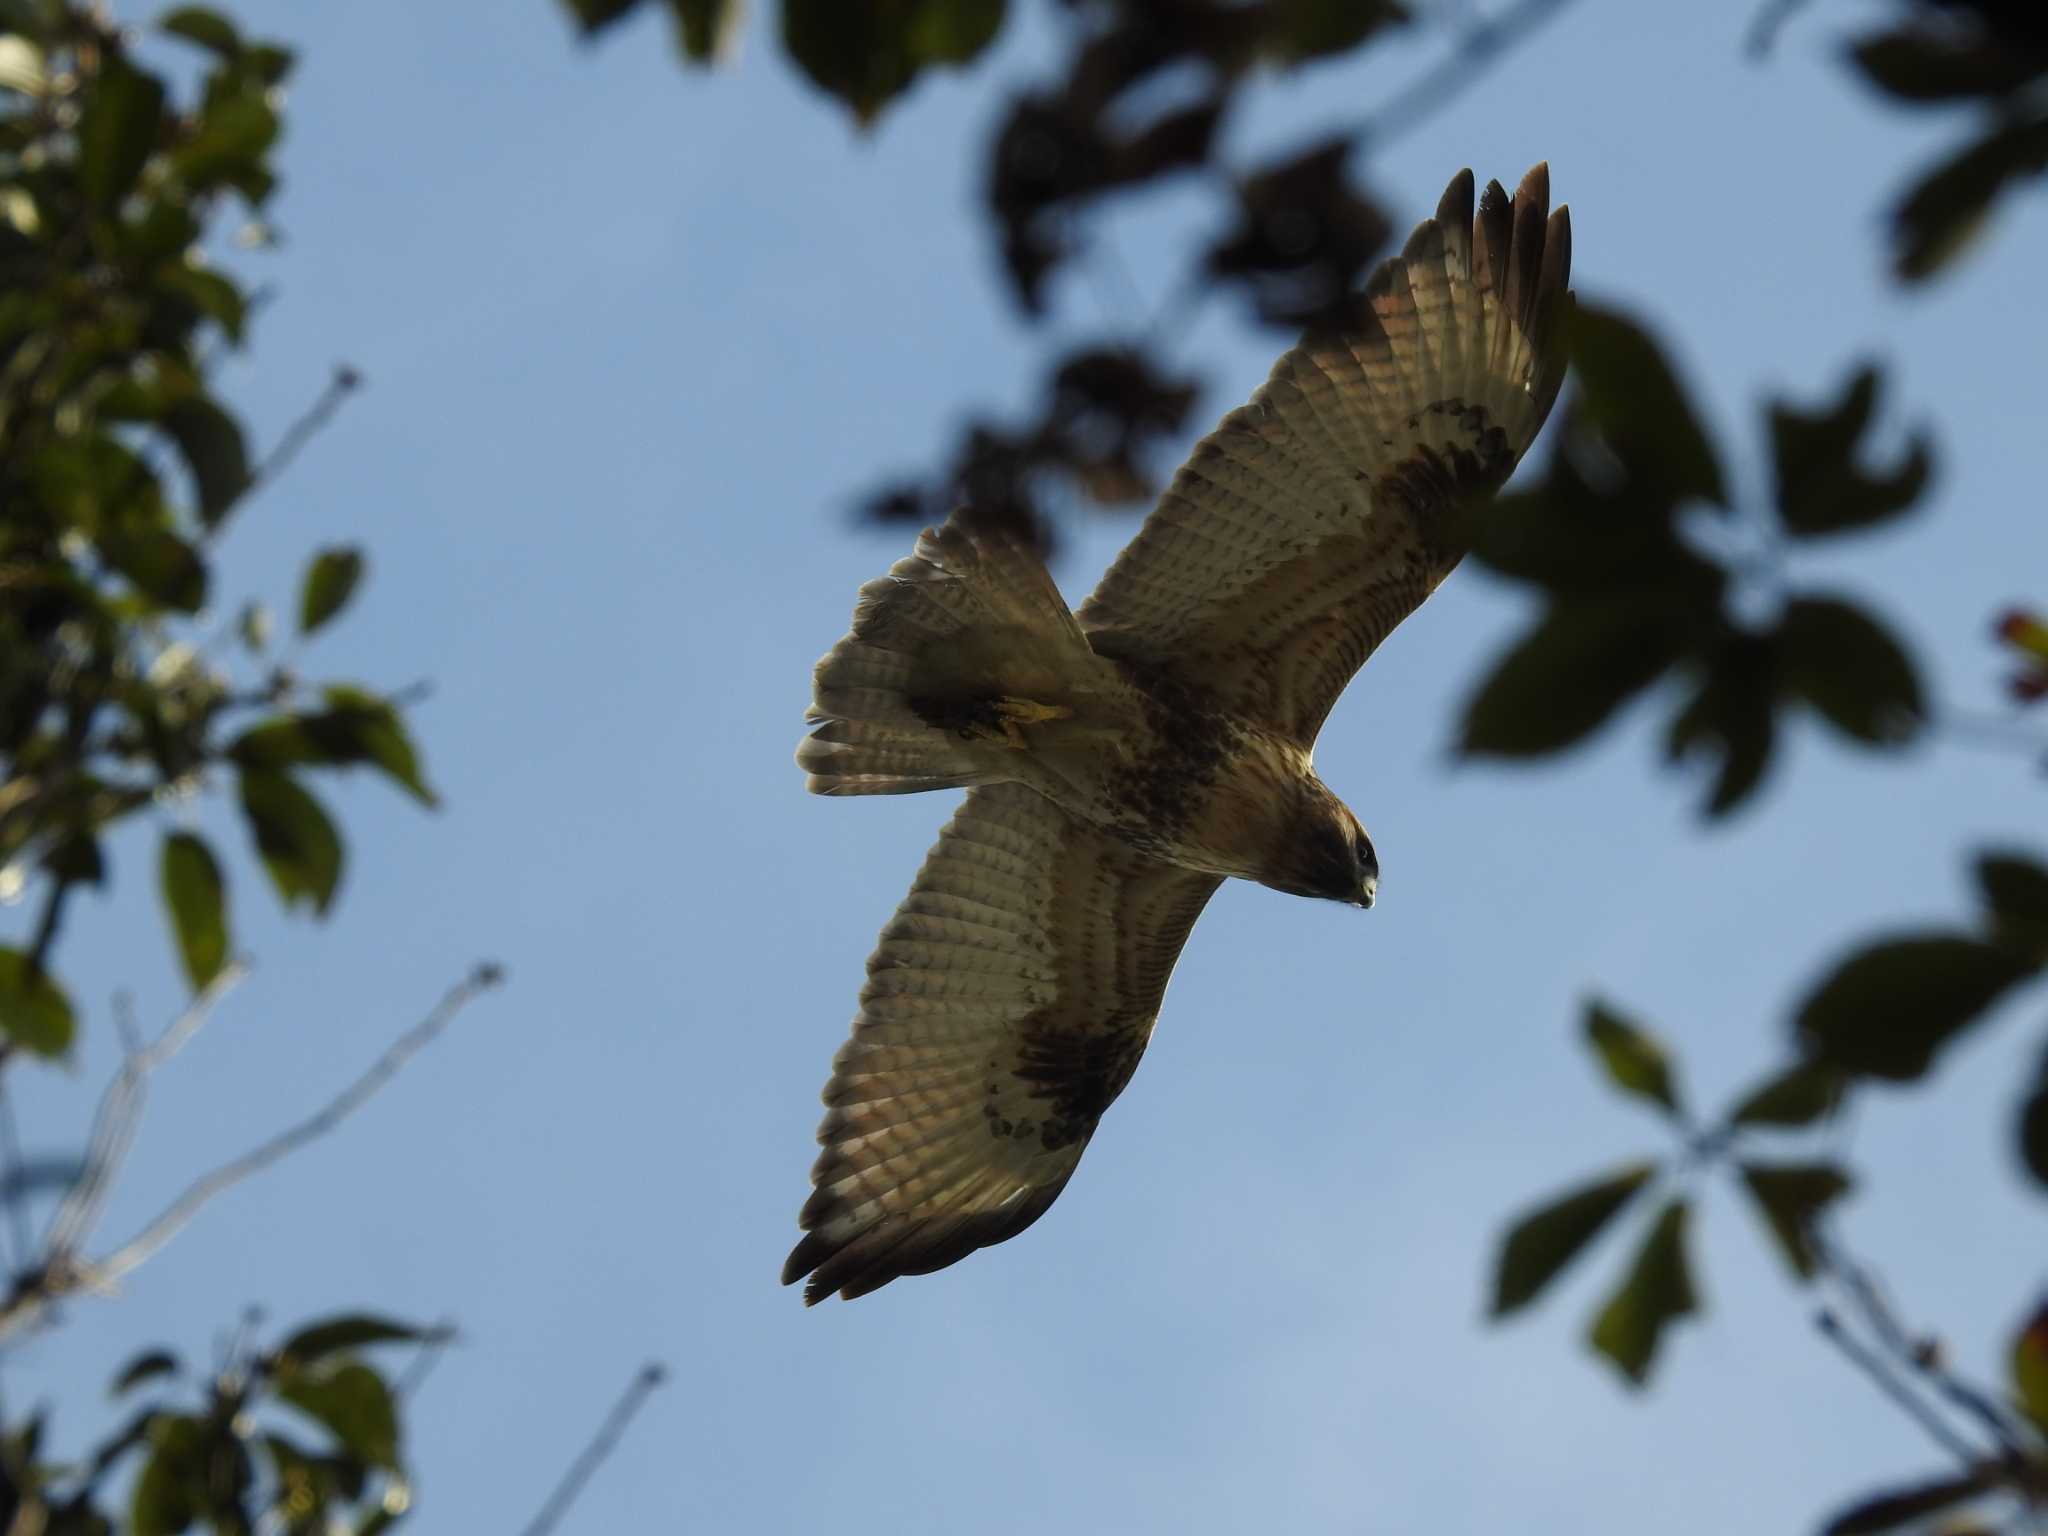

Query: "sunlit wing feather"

xmin=784 ymin=783 xmax=1221 ymax=1303
xmin=1075 ymin=165 xmax=1573 ymax=746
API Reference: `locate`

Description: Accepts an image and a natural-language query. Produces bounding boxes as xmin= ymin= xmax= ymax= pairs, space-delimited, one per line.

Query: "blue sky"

xmin=9 ymin=0 xmax=2048 ymax=1529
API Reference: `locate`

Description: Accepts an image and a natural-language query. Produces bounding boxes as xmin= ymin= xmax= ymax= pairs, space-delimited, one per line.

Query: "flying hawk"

xmin=786 ymin=165 xmax=1572 ymax=1303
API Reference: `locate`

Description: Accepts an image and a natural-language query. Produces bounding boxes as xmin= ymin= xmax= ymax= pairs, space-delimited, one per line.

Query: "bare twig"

xmin=1815 ymin=1307 xmax=1982 ymax=1470
xmin=518 ymin=1363 xmax=669 ymax=1536
xmin=395 ymin=1316 xmax=459 ymax=1402
xmin=0 ymin=1077 xmax=30 ymax=1274
xmin=94 ymin=962 xmax=501 ymax=1286
xmin=1744 ymin=0 xmax=1815 ymax=59
xmin=236 ymin=362 xmax=363 ymax=507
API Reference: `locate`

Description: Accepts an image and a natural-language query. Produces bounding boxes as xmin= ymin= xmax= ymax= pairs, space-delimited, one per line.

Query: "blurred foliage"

xmin=0 ymin=3 xmax=435 ymax=1061
xmin=0 ymin=1311 xmax=440 ymax=1535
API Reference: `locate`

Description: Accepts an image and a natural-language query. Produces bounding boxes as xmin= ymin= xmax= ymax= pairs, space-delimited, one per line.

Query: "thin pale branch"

xmin=518 ymin=1362 xmax=669 ymax=1536
xmin=234 ymin=362 xmax=363 ymax=510
xmin=94 ymin=962 xmax=501 ymax=1286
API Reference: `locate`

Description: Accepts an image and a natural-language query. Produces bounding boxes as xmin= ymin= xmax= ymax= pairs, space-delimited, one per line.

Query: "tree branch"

xmin=518 ymin=1362 xmax=668 ymax=1536
xmin=1349 ymin=0 xmax=1582 ymax=153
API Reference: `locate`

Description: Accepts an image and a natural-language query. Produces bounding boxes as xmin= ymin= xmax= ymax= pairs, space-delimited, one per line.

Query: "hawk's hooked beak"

xmin=1357 ymin=875 xmax=1377 ymax=910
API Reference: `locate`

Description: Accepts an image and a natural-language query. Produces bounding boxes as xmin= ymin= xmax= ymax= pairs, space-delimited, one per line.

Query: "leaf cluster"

xmin=0 ymin=6 xmax=433 ymax=1060
xmin=0 ymin=1312 xmax=441 ymax=1536
xmin=1461 ymin=306 xmax=1933 ymax=819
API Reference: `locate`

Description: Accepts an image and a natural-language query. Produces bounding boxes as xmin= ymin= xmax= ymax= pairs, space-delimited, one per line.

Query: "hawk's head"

xmin=1267 ymin=792 xmax=1378 ymax=908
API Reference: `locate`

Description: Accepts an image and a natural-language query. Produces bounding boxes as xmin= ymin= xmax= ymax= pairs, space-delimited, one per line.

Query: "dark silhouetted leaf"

xmin=276 ymin=1362 xmax=400 ymax=1469
xmin=0 ymin=946 xmax=75 ymax=1057
xmin=237 ymin=770 xmax=343 ymax=915
xmin=1849 ymin=28 xmax=2046 ymax=103
xmin=42 ymin=832 xmax=105 ymax=887
xmin=1778 ymin=595 xmax=1923 ymax=745
xmin=1568 ymin=305 xmax=1725 ymax=508
xmin=2021 ymin=1040 xmax=2048 ymax=1191
xmin=668 ymin=0 xmax=741 ymax=59
xmin=159 ymin=7 xmax=241 ymax=57
xmin=1819 ymin=1469 xmax=1998 ymax=1535
xmin=78 ymin=54 xmax=166 ymax=209
xmin=1587 ymin=1198 xmax=1697 ymax=1386
xmin=299 ymin=547 xmax=365 ymax=636
xmin=230 ymin=694 xmax=438 ymax=808
xmin=1769 ymin=366 xmax=1933 ymax=537
xmin=1976 ymin=850 xmax=2048 ymax=959
xmin=1207 ymin=138 xmax=1389 ymax=329
xmin=1893 ymin=115 xmax=2048 ymax=282
xmin=1584 ymin=999 xmax=1683 ymax=1118
xmin=2014 ymin=1299 xmax=2048 ymax=1433
xmin=783 ymin=0 xmax=1006 ymax=125
xmin=560 ymin=0 xmax=644 ymax=30
xmin=1460 ymin=598 xmax=1695 ymax=757
xmin=1491 ymin=1163 xmax=1655 ymax=1317
xmin=1738 ymin=1162 xmax=1852 ymax=1279
xmin=111 ymin=1350 xmax=181 ymax=1397
xmin=276 ymin=1314 xmax=443 ymax=1368
xmin=101 ymin=525 xmax=207 ymax=613
xmin=1262 ymin=0 xmax=1407 ymax=62
xmin=1796 ymin=934 xmax=2037 ymax=1081
xmin=1727 ymin=1058 xmax=1848 ymax=1128
xmin=162 ymin=396 xmax=251 ymax=526
xmin=1664 ymin=633 xmax=1779 ymax=817
xmin=159 ymin=832 xmax=229 ymax=990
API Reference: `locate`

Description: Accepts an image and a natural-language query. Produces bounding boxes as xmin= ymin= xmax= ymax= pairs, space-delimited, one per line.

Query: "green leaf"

xmin=1737 ymin=1162 xmax=1852 ymax=1279
xmin=1768 ymin=366 xmax=1933 ymax=538
xmin=170 ymin=91 xmax=280 ymax=200
xmin=1778 ymin=595 xmax=1923 ymax=745
xmin=1587 ymin=1198 xmax=1697 ymax=1386
xmin=1583 ymin=999 xmax=1683 ymax=1118
xmin=1726 ymin=1059 xmax=1848 ymax=1128
xmin=782 ymin=0 xmax=1007 ymax=126
xmin=276 ymin=1314 xmax=443 ymax=1368
xmin=42 ymin=832 xmax=106 ymax=887
xmin=100 ymin=525 xmax=207 ymax=613
xmin=0 ymin=946 xmax=76 ymax=1058
xmin=299 ymin=547 xmax=366 ymax=636
xmin=1976 ymin=850 xmax=2048 ymax=958
xmin=2013 ymin=1300 xmax=2048 ymax=1435
xmin=159 ymin=832 xmax=229 ymax=990
xmin=159 ymin=6 xmax=242 ymax=57
xmin=1795 ymin=933 xmax=2037 ymax=1081
xmin=162 ymin=396 xmax=251 ymax=527
xmin=560 ymin=0 xmax=644 ymax=32
xmin=1849 ymin=29 xmax=2047 ymax=103
xmin=230 ymin=695 xmax=438 ymax=808
xmin=1892 ymin=116 xmax=2048 ymax=283
xmin=667 ymin=0 xmax=741 ymax=59
xmin=78 ymin=54 xmax=166 ymax=209
xmin=1459 ymin=597 xmax=1695 ymax=757
xmin=1490 ymin=1163 xmax=1655 ymax=1317
xmin=1663 ymin=635 xmax=1779 ymax=817
xmin=276 ymin=1362 xmax=401 ymax=1470
xmin=111 ymin=1349 xmax=181 ymax=1397
xmin=130 ymin=1415 xmax=206 ymax=1536
xmin=1819 ymin=1470 xmax=1999 ymax=1535
xmin=1567 ymin=304 xmax=1725 ymax=508
xmin=237 ymin=770 xmax=343 ymax=915
xmin=1262 ymin=0 xmax=1407 ymax=61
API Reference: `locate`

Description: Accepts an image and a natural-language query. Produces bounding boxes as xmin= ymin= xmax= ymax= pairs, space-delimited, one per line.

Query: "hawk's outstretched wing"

xmin=785 ymin=783 xmax=1220 ymax=1303
xmin=1076 ymin=164 xmax=1573 ymax=746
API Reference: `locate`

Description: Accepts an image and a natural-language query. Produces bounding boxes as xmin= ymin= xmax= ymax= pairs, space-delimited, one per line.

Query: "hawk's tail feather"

xmin=798 ymin=509 xmax=1102 ymax=797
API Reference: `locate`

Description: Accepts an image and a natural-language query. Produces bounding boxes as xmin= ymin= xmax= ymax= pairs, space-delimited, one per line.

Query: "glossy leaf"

xmin=110 ymin=1349 xmax=181 ymax=1397
xmin=1587 ymin=1198 xmax=1697 ymax=1386
xmin=0 ymin=946 xmax=75 ymax=1058
xmin=78 ymin=54 xmax=166 ymax=209
xmin=159 ymin=832 xmax=229 ymax=990
xmin=1795 ymin=934 xmax=2037 ymax=1081
xmin=783 ymin=0 xmax=1006 ymax=125
xmin=299 ymin=547 xmax=366 ymax=636
xmin=1819 ymin=1470 xmax=1997 ymax=1535
xmin=1568 ymin=305 xmax=1725 ymax=508
xmin=276 ymin=1314 xmax=443 ymax=1368
xmin=1778 ymin=595 xmax=1923 ymax=745
xmin=1738 ymin=1162 xmax=1852 ymax=1279
xmin=1490 ymin=1163 xmax=1655 ymax=1317
xmin=1583 ymin=999 xmax=1683 ymax=1118
xmin=238 ymin=769 xmax=343 ymax=915
xmin=2013 ymin=1299 xmax=2048 ymax=1434
xmin=1726 ymin=1059 xmax=1847 ymax=1128
xmin=277 ymin=1361 xmax=401 ymax=1469
xmin=1460 ymin=598 xmax=1695 ymax=757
